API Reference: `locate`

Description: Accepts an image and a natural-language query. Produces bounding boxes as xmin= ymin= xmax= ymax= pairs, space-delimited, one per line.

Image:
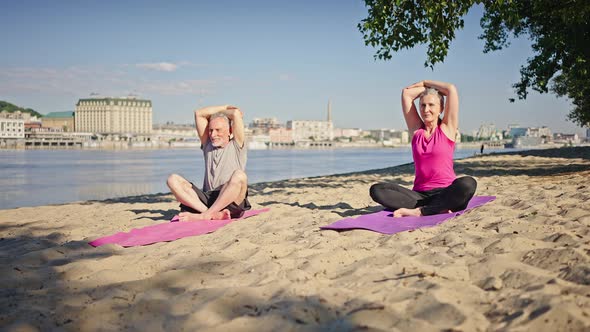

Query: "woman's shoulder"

xmin=411 ymin=126 xmax=425 ymax=139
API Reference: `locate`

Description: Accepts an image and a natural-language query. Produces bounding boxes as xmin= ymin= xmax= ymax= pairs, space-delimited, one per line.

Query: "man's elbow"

xmin=231 ymin=109 xmax=243 ymax=119
xmin=195 ymin=109 xmax=211 ymax=121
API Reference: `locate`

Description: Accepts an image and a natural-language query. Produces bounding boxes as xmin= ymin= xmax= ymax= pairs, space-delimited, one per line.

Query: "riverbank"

xmin=1 ymin=147 xmax=589 ymax=331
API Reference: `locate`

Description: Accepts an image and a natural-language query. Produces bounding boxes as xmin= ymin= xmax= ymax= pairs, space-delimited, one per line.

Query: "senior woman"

xmin=370 ymin=80 xmax=477 ymax=217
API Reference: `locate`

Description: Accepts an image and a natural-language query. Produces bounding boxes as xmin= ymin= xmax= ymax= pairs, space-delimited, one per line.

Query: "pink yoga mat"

xmin=89 ymin=208 xmax=269 ymax=247
xmin=321 ymin=196 xmax=495 ymax=235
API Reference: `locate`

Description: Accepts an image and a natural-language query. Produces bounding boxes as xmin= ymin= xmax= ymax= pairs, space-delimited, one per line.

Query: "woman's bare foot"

xmin=393 ymin=207 xmax=422 ymax=217
xmin=178 ymin=209 xmax=232 ymax=222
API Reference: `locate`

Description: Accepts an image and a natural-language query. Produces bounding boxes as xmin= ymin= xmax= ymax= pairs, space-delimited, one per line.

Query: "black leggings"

xmin=369 ymin=176 xmax=477 ymax=216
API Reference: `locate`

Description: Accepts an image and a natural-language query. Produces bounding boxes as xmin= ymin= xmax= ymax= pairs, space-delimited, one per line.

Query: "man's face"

xmin=209 ymin=117 xmax=231 ymax=147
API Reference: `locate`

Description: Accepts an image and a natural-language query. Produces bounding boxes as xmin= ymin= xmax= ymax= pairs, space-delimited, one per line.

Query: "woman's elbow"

xmin=447 ymin=84 xmax=458 ymax=95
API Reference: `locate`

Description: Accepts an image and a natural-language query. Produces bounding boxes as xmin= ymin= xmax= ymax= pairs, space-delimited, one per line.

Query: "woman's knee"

xmin=369 ymin=183 xmax=385 ymax=200
xmin=454 ymin=176 xmax=477 ymax=196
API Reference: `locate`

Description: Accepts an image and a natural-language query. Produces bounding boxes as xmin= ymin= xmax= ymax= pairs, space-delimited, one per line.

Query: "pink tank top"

xmin=411 ymin=125 xmax=456 ymax=191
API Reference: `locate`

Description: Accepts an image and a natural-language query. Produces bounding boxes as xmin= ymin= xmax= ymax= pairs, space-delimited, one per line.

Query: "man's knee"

xmin=229 ymin=170 xmax=247 ymax=185
xmin=167 ymin=173 xmax=186 ymax=189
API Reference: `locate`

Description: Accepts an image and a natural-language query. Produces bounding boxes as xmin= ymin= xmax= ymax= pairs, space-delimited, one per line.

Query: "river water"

xmin=0 ymin=147 xmax=500 ymax=209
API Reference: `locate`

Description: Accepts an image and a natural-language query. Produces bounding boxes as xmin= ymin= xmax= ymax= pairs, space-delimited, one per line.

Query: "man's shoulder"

xmin=202 ymin=140 xmax=213 ymax=152
xmin=228 ymin=138 xmax=245 ymax=150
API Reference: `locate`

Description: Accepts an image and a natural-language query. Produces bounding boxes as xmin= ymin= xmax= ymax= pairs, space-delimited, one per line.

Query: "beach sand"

xmin=1 ymin=147 xmax=589 ymax=331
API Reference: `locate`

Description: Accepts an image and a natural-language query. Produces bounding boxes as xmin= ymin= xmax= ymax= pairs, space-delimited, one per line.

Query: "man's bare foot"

xmin=178 ymin=212 xmax=206 ymax=222
xmin=213 ymin=209 xmax=232 ymax=220
xmin=393 ymin=207 xmax=422 ymax=217
xmin=178 ymin=209 xmax=232 ymax=222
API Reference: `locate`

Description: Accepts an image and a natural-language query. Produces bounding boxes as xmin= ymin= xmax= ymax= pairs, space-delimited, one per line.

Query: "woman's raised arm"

xmin=423 ymin=80 xmax=459 ymax=136
xmin=401 ymin=83 xmax=426 ymax=135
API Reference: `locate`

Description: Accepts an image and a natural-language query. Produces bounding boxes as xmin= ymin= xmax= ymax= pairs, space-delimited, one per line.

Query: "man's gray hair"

xmin=210 ymin=112 xmax=231 ymax=126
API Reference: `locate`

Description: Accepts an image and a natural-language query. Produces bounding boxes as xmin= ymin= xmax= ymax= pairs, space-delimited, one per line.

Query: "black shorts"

xmin=179 ymin=182 xmax=251 ymax=218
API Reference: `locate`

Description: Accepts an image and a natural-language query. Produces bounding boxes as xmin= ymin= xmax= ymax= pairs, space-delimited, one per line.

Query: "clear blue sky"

xmin=0 ymin=0 xmax=584 ymax=134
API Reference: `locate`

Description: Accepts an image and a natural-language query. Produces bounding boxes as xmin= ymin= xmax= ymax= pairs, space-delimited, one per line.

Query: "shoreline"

xmin=1 ymin=146 xmax=589 ymax=330
xmin=0 ymin=145 xmax=583 ymax=212
xmin=3 ymin=140 xmax=586 ymax=151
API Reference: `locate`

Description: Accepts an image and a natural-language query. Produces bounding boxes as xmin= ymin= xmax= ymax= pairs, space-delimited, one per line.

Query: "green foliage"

xmin=359 ymin=0 xmax=476 ymax=67
xmin=462 ymin=135 xmax=476 ymax=142
xmin=461 ymin=134 xmax=486 ymax=142
xmin=0 ymin=100 xmax=43 ymax=118
xmin=358 ymin=0 xmax=590 ymax=127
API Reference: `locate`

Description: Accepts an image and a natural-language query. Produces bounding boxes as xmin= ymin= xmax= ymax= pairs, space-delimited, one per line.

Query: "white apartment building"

xmin=75 ymin=97 xmax=152 ymax=134
xmin=391 ymin=130 xmax=409 ymax=144
xmin=287 ymin=120 xmax=333 ymax=142
xmin=476 ymin=124 xmax=496 ymax=139
xmin=333 ymin=128 xmax=362 ymax=138
xmin=268 ymin=127 xmax=293 ymax=143
xmin=152 ymin=124 xmax=197 ymax=139
xmin=0 ymin=117 xmax=25 ymax=139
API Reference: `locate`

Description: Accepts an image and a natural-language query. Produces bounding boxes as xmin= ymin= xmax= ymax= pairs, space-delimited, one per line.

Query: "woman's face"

xmin=419 ymin=94 xmax=443 ymax=124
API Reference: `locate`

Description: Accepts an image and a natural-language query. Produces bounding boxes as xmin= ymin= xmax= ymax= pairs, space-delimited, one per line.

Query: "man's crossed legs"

xmin=167 ymin=170 xmax=249 ymax=222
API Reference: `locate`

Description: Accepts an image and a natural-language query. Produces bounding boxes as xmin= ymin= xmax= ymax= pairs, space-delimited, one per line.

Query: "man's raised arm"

xmin=226 ymin=108 xmax=244 ymax=148
xmin=194 ymin=105 xmax=236 ymax=145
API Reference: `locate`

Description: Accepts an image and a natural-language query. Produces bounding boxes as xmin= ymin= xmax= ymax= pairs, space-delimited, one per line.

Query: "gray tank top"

xmin=202 ymin=139 xmax=247 ymax=191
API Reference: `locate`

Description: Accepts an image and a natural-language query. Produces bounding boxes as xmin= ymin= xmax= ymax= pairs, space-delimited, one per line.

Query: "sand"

xmin=1 ymin=146 xmax=589 ymax=331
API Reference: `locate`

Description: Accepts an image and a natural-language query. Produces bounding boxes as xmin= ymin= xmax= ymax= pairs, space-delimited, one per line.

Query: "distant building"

xmin=0 ymin=110 xmax=40 ymax=123
xmin=553 ymin=133 xmax=580 ymax=145
xmin=268 ymin=127 xmax=293 ymax=143
xmin=42 ymin=111 xmax=75 ymax=132
xmin=25 ymin=122 xmax=42 ymax=130
xmin=249 ymin=117 xmax=281 ymax=135
xmin=365 ymin=129 xmax=410 ymax=144
xmin=508 ymin=126 xmax=554 ymax=147
xmin=367 ymin=129 xmax=389 ymax=142
xmin=285 ymin=101 xmax=334 ymax=142
xmin=528 ymin=126 xmax=552 ymax=138
xmin=287 ymin=120 xmax=333 ymax=141
xmin=509 ymin=126 xmax=528 ymax=138
xmin=333 ymin=128 xmax=362 ymax=138
xmin=152 ymin=123 xmax=197 ymax=139
xmin=513 ymin=136 xmax=543 ymax=147
xmin=508 ymin=126 xmax=552 ymax=144
xmin=247 ymin=134 xmax=271 ymax=149
xmin=75 ymin=97 xmax=152 ymax=134
xmin=476 ymin=124 xmax=496 ymax=139
xmin=391 ymin=130 xmax=409 ymax=144
xmin=0 ymin=117 xmax=25 ymax=139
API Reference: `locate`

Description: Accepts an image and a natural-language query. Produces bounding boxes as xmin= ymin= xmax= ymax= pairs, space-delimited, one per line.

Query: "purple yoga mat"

xmin=321 ymin=196 xmax=495 ymax=235
xmin=89 ymin=208 xmax=269 ymax=247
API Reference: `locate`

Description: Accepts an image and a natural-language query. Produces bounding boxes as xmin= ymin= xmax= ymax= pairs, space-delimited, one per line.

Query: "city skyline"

xmin=0 ymin=0 xmax=585 ymax=134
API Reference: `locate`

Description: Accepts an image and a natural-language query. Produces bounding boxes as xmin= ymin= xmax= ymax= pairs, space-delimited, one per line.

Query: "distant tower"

xmin=327 ymin=100 xmax=332 ymax=122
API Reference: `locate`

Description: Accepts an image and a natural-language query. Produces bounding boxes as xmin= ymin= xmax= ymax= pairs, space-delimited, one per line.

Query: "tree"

xmin=358 ymin=0 xmax=590 ymax=127
xmin=0 ymin=100 xmax=44 ymax=118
